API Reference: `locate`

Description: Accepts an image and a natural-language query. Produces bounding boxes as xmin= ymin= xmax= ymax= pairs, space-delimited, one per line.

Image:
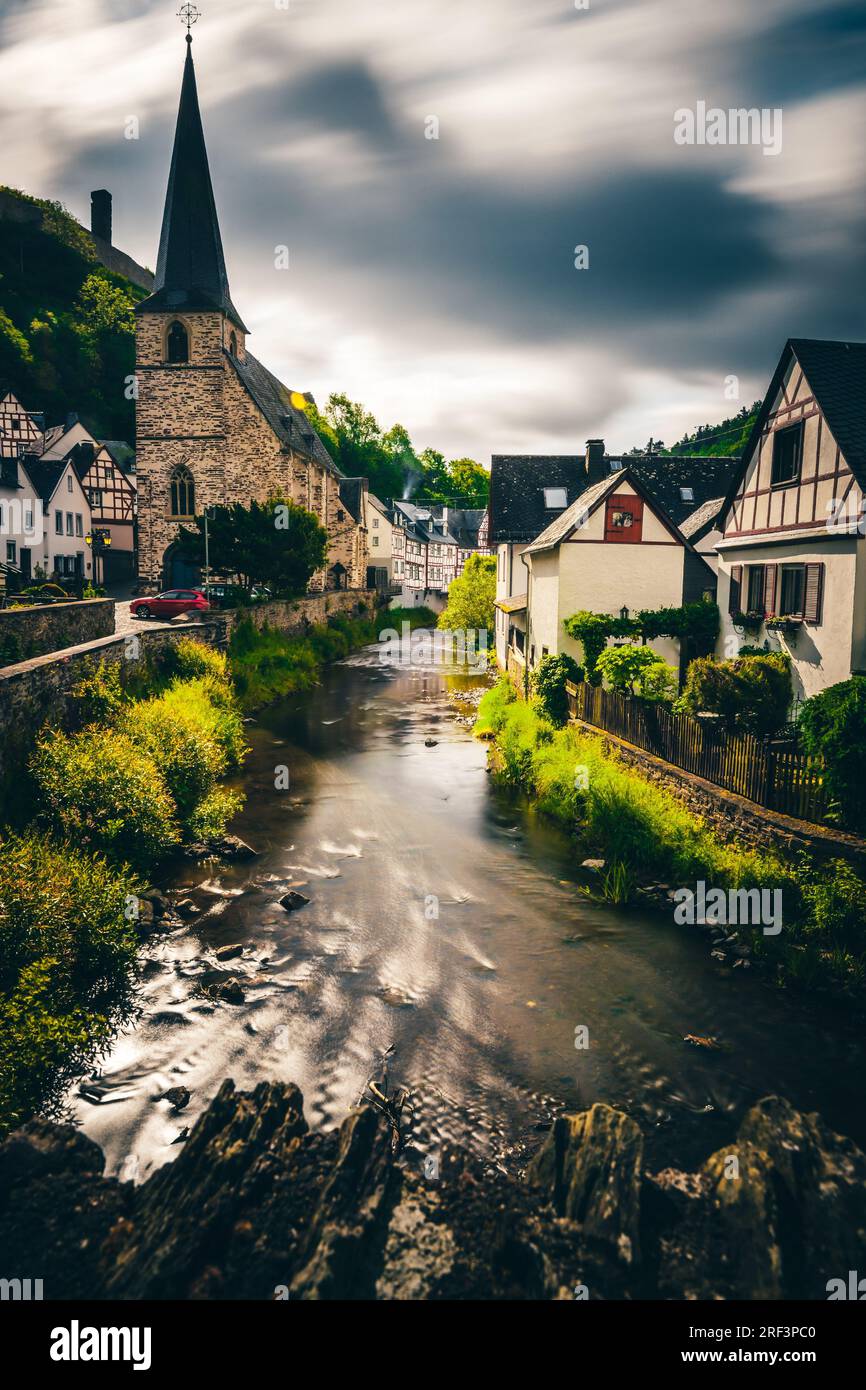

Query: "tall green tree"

xmin=175 ymin=495 xmax=328 ymax=596
xmin=438 ymin=553 xmax=496 ymax=634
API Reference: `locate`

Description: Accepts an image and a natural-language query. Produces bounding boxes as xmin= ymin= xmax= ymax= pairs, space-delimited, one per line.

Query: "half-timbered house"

xmin=716 ymin=339 xmax=866 ymax=702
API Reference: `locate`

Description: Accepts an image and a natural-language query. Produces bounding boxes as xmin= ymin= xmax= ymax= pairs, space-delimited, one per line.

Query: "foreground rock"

xmin=0 ymin=1086 xmax=861 ymax=1300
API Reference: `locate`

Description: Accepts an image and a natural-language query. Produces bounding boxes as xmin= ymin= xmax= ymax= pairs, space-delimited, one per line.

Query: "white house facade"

xmin=715 ymin=339 xmax=866 ymax=704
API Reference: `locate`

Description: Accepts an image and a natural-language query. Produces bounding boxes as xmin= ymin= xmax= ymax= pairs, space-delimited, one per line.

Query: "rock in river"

xmin=279 ymin=891 xmax=310 ymax=912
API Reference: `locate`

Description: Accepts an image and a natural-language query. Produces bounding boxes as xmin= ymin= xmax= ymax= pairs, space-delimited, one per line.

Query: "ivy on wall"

xmin=562 ymin=601 xmax=720 ymax=681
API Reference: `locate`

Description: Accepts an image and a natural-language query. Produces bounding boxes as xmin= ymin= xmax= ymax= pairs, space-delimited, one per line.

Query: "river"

xmin=73 ymin=640 xmax=866 ymax=1183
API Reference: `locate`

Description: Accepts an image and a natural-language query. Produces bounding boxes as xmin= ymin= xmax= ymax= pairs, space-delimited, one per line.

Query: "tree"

xmin=595 ymin=644 xmax=674 ymax=697
xmin=175 ymin=495 xmax=328 ymax=596
xmin=799 ymin=678 xmax=866 ymax=829
xmin=437 ymin=553 xmax=496 ymax=634
xmin=532 ymin=653 xmax=582 ymax=725
xmin=675 ymin=653 xmax=791 ymax=735
xmin=445 ymin=457 xmax=489 ymax=505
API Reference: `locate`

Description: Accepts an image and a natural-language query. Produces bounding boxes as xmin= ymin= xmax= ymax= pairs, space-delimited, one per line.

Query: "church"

xmin=135 ymin=31 xmax=368 ymax=593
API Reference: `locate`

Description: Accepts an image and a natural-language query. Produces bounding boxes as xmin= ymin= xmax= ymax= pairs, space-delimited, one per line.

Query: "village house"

xmin=134 ymin=33 xmax=367 ymax=593
xmin=489 ymin=442 xmax=738 ymax=670
xmin=22 ymin=455 xmax=94 ymax=584
xmin=364 ymin=491 xmax=394 ymax=590
xmin=0 ymin=390 xmax=45 ymax=583
xmin=518 ymin=468 xmax=716 ymax=685
xmin=716 ymin=338 xmax=866 ymax=703
xmin=389 ymin=500 xmax=489 ymax=609
xmin=42 ymin=416 xmax=137 ymax=585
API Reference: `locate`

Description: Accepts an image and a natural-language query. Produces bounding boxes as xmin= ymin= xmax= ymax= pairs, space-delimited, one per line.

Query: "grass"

xmin=476 ymin=678 xmax=866 ymax=1000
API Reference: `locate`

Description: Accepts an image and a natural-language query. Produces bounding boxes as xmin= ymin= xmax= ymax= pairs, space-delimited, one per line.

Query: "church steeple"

xmin=138 ymin=30 xmax=247 ymax=331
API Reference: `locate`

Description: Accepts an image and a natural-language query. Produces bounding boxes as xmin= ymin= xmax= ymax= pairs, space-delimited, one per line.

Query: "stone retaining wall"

xmin=0 ymin=589 xmax=379 ymax=811
xmin=571 ymin=717 xmax=866 ymax=868
xmin=0 ymin=598 xmax=114 ymax=665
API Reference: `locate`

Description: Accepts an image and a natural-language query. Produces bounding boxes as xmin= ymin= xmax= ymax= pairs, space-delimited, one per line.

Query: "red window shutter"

xmin=804 ymin=563 xmax=824 ymax=623
xmin=729 ymin=564 xmax=742 ymax=616
xmin=763 ymin=564 xmax=778 ymax=616
xmin=604 ymin=494 xmax=644 ymax=543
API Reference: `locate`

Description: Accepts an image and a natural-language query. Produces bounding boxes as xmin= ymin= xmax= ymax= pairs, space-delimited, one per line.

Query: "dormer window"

xmin=543 ymin=487 xmax=567 ymax=509
xmin=167 ymin=320 xmax=189 ymax=364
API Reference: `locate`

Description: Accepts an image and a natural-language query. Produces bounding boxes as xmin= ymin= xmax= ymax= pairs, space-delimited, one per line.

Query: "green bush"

xmin=532 ymin=653 xmax=582 ymax=725
xmin=31 ymin=726 xmax=180 ymax=864
xmin=0 ymin=832 xmax=139 ymax=1134
xmin=165 ymin=637 xmax=231 ymax=687
xmin=120 ymin=699 xmax=227 ymax=827
xmin=798 ymin=678 xmax=866 ymax=829
xmin=676 ymin=652 xmax=791 ymax=735
xmin=70 ymin=658 xmax=125 ymax=724
xmin=158 ymin=676 xmax=249 ymax=768
xmin=188 ymin=786 xmax=245 ymax=841
xmin=595 ymin=644 xmax=676 ymax=699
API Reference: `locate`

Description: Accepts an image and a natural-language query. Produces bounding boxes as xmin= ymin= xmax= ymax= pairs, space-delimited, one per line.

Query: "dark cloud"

xmin=742 ymin=1 xmax=866 ymax=105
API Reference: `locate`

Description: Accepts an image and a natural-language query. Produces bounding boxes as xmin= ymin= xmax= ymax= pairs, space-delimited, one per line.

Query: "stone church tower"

xmin=135 ymin=32 xmax=367 ymax=592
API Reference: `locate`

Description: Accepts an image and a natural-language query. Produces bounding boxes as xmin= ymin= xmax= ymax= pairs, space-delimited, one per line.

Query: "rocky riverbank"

xmin=1 ymin=1081 xmax=863 ymax=1300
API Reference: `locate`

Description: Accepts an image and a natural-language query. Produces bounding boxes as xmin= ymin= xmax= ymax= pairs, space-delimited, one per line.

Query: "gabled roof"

xmin=21 ymin=456 xmax=70 ymax=506
xmin=101 ymin=440 xmax=135 ymax=472
xmin=522 ymin=471 xmax=627 ymax=555
xmin=136 ymin=37 xmax=247 ymax=332
xmin=721 ymin=338 xmax=866 ymax=521
xmin=230 ymin=351 xmax=339 ymax=475
xmin=445 ymin=507 xmax=486 ymax=547
xmin=489 ymin=452 xmax=740 ymax=543
xmin=522 ymin=466 xmax=709 ymax=559
xmin=680 ymin=496 xmax=724 ymax=541
xmin=367 ymin=492 xmax=391 ymax=520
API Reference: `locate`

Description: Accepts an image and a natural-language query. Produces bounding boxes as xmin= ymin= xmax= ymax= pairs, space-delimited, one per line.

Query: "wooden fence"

xmin=565 ymin=681 xmax=829 ymax=824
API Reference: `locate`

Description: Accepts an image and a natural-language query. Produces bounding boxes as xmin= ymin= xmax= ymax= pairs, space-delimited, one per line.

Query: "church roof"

xmin=136 ymin=37 xmax=248 ymax=331
xmin=231 ymin=350 xmax=340 ymax=475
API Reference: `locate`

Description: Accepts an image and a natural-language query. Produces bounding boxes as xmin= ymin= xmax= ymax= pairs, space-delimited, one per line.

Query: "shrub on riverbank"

xmin=31 ymin=726 xmax=181 ymax=865
xmin=34 ymin=640 xmax=248 ymax=861
xmin=0 ymin=832 xmax=138 ymax=1136
xmin=475 ymin=678 xmax=866 ymax=998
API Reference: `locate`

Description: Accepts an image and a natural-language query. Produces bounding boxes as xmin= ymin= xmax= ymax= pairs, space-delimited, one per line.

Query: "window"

xmin=771 ymin=424 xmax=802 ymax=487
xmin=604 ymin=494 xmax=644 ymax=543
xmin=90 ymin=489 xmax=103 ymax=508
xmin=6 ymin=541 xmax=15 ymax=563
xmin=779 ymin=565 xmax=805 ymax=617
xmin=336 ymin=509 xmax=344 ymax=522
xmin=543 ymin=487 xmax=568 ymax=509
xmin=746 ymin=565 xmax=765 ymax=613
xmin=169 ymin=465 xmax=195 ymax=518
xmin=24 ymin=507 xmax=32 ymax=531
xmin=66 ymin=513 xmax=74 ymax=536
xmin=67 ymin=475 xmax=73 ymax=492
xmin=55 ymin=511 xmax=63 ymax=535
xmin=167 ymin=320 xmax=189 ymax=364
xmin=75 ymin=514 xmax=83 ymax=537
xmin=372 ymin=517 xmax=379 ymax=528
xmin=679 ymin=486 xmax=694 ymax=504
xmin=372 ymin=535 xmax=379 ymax=547
xmin=229 ymin=332 xmax=238 ymax=356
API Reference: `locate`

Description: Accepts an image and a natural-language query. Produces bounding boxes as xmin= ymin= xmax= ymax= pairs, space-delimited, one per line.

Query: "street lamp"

xmin=620 ymin=605 xmax=629 ymax=620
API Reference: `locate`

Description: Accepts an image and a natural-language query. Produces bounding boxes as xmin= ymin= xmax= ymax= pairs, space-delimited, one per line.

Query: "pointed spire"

xmin=138 ymin=34 xmax=248 ymax=331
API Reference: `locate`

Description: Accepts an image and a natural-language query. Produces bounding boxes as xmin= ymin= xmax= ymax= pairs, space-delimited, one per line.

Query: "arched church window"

xmin=167 ymin=320 xmax=189 ymax=364
xmin=229 ymin=332 xmax=238 ymax=356
xmin=170 ymin=464 xmax=195 ymax=518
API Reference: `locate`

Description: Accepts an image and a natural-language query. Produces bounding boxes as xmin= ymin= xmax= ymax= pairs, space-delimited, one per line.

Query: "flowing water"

xmin=74 ymin=642 xmax=866 ymax=1183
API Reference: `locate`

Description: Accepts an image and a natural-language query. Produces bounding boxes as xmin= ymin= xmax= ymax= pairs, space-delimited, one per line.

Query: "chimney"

xmin=91 ymin=189 xmax=112 ymax=244
xmin=585 ymin=438 xmax=605 ymax=474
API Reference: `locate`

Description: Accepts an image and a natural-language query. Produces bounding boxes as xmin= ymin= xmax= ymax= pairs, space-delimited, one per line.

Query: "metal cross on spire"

xmin=177 ymin=5 xmax=201 ymax=40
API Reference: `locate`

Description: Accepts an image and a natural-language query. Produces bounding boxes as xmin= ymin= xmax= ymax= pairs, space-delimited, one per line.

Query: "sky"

xmin=1 ymin=0 xmax=864 ymax=462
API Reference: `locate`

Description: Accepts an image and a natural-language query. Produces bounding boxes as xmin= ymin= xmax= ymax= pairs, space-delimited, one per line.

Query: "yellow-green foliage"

xmin=167 ymin=637 xmax=231 ymax=687
xmin=119 ymin=699 xmax=227 ymax=826
xmin=0 ymin=832 xmax=139 ymax=1134
xmin=31 ymin=727 xmax=180 ymax=865
xmin=154 ymin=677 xmax=249 ymax=769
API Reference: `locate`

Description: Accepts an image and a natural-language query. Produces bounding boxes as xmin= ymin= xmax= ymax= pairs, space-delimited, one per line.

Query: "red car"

xmin=130 ymin=589 xmax=210 ymax=620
